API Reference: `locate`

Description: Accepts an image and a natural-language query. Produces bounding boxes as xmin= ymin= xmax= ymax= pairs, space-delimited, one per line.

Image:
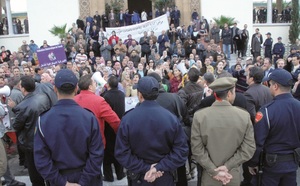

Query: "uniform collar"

xmin=212 ymin=100 xmax=232 ymax=106
xmin=274 ymin=93 xmax=293 ymax=100
xmin=55 ymin=99 xmax=77 ymax=107
xmin=140 ymin=100 xmax=159 ymax=106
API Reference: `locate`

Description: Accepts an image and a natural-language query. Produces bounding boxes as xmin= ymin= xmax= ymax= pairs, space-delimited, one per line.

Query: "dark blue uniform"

xmin=249 ymin=93 xmax=300 ymax=186
xmin=115 ymin=100 xmax=188 ymax=186
xmin=272 ymin=42 xmax=285 ymax=67
xmin=264 ymin=37 xmax=273 ymax=59
xmin=34 ymin=99 xmax=104 ymax=186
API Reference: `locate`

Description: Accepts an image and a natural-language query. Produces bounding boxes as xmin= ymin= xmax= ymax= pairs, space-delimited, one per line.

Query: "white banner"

xmin=106 ymin=14 xmax=169 ymax=41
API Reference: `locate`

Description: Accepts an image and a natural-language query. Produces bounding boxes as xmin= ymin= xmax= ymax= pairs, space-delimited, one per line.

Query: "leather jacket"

xmin=13 ymin=92 xmax=51 ymax=150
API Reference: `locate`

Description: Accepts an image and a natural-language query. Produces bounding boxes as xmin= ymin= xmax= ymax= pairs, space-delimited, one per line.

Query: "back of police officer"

xmin=115 ymin=76 xmax=189 ymax=186
xmin=34 ymin=69 xmax=104 ymax=186
xmin=249 ymin=69 xmax=300 ymax=186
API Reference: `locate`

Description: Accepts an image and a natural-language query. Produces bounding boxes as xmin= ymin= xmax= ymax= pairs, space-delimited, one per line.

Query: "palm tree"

xmin=213 ymin=15 xmax=236 ymax=29
xmin=276 ymin=0 xmax=283 ymax=13
xmin=49 ymin=24 xmax=67 ymax=39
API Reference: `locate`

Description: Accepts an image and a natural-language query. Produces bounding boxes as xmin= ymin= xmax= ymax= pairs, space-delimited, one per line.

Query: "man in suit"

xmin=241 ymin=66 xmax=272 ymax=186
xmin=262 ymin=58 xmax=274 ymax=79
xmin=94 ymin=11 xmax=101 ymax=28
xmin=102 ymin=75 xmax=126 ymax=182
xmin=231 ymin=23 xmax=239 ymax=54
xmin=251 ymin=32 xmax=262 ymax=63
xmin=109 ymin=9 xmax=116 ymax=27
xmin=242 ymin=24 xmax=249 ymax=57
xmin=118 ymin=10 xmax=125 ymax=27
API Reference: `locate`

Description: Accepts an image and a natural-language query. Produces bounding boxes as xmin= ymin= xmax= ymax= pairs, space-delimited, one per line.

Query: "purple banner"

xmin=37 ymin=44 xmax=67 ymax=68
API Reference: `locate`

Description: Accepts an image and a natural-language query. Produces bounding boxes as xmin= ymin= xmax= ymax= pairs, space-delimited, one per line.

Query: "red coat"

xmin=108 ymin=35 xmax=119 ymax=45
xmin=74 ymin=90 xmax=120 ymax=147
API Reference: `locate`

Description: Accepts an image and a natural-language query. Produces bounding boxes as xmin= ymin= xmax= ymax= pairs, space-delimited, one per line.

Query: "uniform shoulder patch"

xmin=255 ymin=111 xmax=263 ymax=123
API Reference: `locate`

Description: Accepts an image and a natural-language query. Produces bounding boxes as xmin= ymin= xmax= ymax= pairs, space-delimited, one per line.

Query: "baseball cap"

xmin=133 ymin=76 xmax=159 ymax=94
xmin=209 ymin=77 xmax=237 ymax=92
xmin=266 ymin=32 xmax=271 ymax=35
xmin=172 ymin=54 xmax=178 ymax=57
xmin=54 ymin=69 xmax=78 ymax=88
xmin=262 ymin=69 xmax=293 ymax=86
xmin=277 ymin=37 xmax=282 ymax=40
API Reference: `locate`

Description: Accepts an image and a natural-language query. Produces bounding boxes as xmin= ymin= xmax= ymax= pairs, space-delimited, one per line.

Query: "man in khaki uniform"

xmin=191 ymin=77 xmax=256 ymax=186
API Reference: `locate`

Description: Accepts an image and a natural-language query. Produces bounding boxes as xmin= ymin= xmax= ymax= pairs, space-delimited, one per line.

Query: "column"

xmin=267 ymin=0 xmax=272 ymax=23
xmin=5 ymin=0 xmax=14 ymax=35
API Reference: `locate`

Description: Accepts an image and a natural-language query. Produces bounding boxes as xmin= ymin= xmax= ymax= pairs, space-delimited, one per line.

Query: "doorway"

xmin=127 ymin=0 xmax=152 ymax=19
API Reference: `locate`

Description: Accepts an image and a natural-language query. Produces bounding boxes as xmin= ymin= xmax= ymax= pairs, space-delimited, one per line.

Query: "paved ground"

xmin=6 ymin=154 xmax=198 ymax=186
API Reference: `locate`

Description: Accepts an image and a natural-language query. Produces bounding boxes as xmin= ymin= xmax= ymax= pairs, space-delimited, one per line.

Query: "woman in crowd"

xmin=169 ymin=67 xmax=182 ymax=93
xmin=214 ymin=61 xmax=232 ymax=79
xmin=121 ymin=71 xmax=132 ymax=97
xmin=127 ymin=73 xmax=140 ymax=97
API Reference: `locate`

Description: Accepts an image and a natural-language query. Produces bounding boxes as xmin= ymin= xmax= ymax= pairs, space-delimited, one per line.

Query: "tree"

xmin=213 ymin=16 xmax=236 ymax=29
xmin=289 ymin=0 xmax=299 ymax=44
xmin=276 ymin=0 xmax=283 ymax=13
xmin=105 ymin=0 xmax=124 ymax=15
xmin=154 ymin=0 xmax=175 ymax=11
xmin=49 ymin=24 xmax=68 ymax=40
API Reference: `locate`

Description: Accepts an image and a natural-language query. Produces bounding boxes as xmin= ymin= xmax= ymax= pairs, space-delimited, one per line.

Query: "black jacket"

xmin=156 ymin=88 xmax=190 ymax=127
xmin=13 ymin=92 xmax=51 ymax=149
xmin=178 ymin=81 xmax=203 ymax=116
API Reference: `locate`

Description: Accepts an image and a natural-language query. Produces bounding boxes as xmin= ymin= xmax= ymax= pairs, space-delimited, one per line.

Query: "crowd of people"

xmin=0 ymin=17 xmax=29 ymax=35
xmin=0 ymin=4 xmax=300 ymax=186
xmin=253 ymin=6 xmax=292 ymax=23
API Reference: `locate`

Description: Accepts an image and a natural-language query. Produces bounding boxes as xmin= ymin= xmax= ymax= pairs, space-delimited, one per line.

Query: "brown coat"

xmin=191 ymin=100 xmax=255 ymax=186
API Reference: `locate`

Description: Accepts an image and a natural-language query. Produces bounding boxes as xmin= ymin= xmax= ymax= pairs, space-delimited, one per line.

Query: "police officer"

xmin=147 ymin=72 xmax=189 ymax=186
xmin=115 ymin=76 xmax=188 ymax=186
xmin=264 ymin=32 xmax=273 ymax=59
xmin=272 ymin=37 xmax=285 ymax=68
xmin=248 ymin=69 xmax=300 ymax=186
xmin=272 ymin=8 xmax=278 ymax=23
xmin=192 ymin=77 xmax=256 ymax=186
xmin=34 ymin=69 xmax=104 ymax=186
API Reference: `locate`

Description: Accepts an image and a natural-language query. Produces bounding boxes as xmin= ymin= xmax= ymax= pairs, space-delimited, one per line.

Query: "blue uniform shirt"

xmin=250 ymin=93 xmax=300 ymax=173
xmin=34 ymin=99 xmax=104 ymax=186
xmin=115 ymin=100 xmax=188 ymax=174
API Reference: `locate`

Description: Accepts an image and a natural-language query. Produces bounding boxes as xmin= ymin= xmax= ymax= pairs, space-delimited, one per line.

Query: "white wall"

xmin=252 ymin=24 xmax=291 ymax=48
xmin=201 ymin=0 xmax=253 ymax=36
xmin=0 ymin=35 xmax=30 ymax=52
xmin=26 ymin=0 xmax=79 ymax=47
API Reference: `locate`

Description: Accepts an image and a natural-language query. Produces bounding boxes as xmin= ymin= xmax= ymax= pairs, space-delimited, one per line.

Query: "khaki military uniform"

xmin=191 ymin=100 xmax=256 ymax=186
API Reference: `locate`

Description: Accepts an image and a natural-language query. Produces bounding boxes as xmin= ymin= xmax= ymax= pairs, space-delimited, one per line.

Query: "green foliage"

xmin=289 ymin=0 xmax=299 ymax=44
xmin=213 ymin=16 xmax=236 ymax=29
xmin=154 ymin=0 xmax=175 ymax=11
xmin=105 ymin=0 xmax=124 ymax=15
xmin=49 ymin=24 xmax=67 ymax=39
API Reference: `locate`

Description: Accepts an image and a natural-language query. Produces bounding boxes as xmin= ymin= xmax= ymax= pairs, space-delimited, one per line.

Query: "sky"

xmin=8 ymin=0 xmax=27 ymax=13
